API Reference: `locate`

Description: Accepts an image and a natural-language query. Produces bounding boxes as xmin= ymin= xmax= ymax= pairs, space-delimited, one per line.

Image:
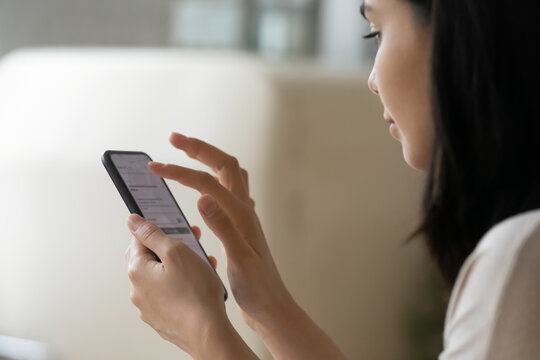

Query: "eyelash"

xmin=363 ymin=31 xmax=381 ymax=41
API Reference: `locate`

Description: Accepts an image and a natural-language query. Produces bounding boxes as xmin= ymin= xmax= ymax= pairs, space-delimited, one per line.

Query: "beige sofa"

xmin=0 ymin=49 xmax=427 ymax=359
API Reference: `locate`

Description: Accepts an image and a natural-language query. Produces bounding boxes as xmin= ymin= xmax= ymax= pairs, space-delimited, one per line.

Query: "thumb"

xmin=127 ymin=214 xmax=172 ymax=261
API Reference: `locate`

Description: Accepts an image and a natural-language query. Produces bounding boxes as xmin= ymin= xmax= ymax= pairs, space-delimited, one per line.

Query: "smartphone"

xmin=102 ymin=150 xmax=228 ymax=300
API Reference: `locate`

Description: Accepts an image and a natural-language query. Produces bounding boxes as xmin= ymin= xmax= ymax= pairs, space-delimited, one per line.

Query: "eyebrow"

xmin=360 ymin=2 xmax=374 ymax=19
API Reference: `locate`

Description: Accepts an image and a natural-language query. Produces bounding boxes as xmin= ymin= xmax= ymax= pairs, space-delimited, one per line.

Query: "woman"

xmin=124 ymin=0 xmax=540 ymax=358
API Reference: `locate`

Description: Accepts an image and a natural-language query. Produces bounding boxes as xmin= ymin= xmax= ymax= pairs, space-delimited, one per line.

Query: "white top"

xmin=439 ymin=209 xmax=540 ymax=360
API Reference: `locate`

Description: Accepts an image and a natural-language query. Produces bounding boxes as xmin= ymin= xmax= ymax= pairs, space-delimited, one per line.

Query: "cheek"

xmin=373 ymin=37 xmax=434 ymax=170
xmin=375 ymin=41 xmax=415 ymax=127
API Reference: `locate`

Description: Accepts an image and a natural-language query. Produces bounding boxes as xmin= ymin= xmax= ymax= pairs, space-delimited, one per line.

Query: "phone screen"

xmin=110 ymin=153 xmax=211 ymax=267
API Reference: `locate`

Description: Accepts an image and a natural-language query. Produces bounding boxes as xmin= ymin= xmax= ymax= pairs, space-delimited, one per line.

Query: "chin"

xmin=402 ymin=146 xmax=430 ymax=172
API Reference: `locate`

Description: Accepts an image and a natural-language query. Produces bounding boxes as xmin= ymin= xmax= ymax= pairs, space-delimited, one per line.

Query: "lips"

xmin=384 ymin=117 xmax=395 ymax=125
xmin=383 ymin=113 xmax=399 ymax=139
xmin=383 ymin=111 xmax=395 ymax=125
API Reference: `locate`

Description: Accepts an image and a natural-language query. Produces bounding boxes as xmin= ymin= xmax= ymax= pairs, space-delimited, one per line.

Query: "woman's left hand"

xmin=125 ymin=215 xmax=257 ymax=359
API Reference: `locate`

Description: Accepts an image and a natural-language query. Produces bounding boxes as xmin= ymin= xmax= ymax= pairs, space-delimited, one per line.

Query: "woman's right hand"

xmin=150 ymin=133 xmax=346 ymax=360
xmin=149 ymin=133 xmax=295 ymax=330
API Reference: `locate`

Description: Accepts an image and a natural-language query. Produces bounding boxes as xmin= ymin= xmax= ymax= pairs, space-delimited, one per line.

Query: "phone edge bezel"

xmin=101 ymin=150 xmax=228 ymax=301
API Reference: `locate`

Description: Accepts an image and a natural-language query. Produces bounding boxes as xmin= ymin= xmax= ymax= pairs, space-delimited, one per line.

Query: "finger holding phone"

xmin=125 ymin=215 xmax=257 ymax=359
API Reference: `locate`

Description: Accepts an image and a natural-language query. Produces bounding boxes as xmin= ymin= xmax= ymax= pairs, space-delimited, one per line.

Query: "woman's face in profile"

xmin=363 ymin=0 xmax=434 ymax=171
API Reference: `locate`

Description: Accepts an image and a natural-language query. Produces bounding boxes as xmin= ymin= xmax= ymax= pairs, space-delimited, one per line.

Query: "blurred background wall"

xmin=0 ymin=0 xmax=171 ymax=55
xmin=0 ymin=0 xmax=376 ymax=65
xmin=0 ymin=1 xmax=446 ymax=360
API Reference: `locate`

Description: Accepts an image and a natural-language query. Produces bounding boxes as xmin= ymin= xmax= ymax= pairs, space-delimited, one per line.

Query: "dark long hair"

xmin=405 ymin=0 xmax=540 ymax=288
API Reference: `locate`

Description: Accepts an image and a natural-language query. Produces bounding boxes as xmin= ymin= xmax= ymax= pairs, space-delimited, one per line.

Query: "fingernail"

xmin=128 ymin=214 xmax=145 ymax=233
xmin=171 ymin=132 xmax=186 ymax=140
xmin=149 ymin=161 xmax=165 ymax=169
xmin=201 ymin=198 xmax=218 ymax=217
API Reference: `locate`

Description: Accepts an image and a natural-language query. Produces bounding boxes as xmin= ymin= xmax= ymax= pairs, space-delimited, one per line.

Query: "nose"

xmin=368 ymin=68 xmax=379 ymax=95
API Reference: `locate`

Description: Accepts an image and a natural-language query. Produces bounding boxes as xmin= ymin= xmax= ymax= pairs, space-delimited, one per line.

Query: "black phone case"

xmin=102 ymin=150 xmax=228 ymax=300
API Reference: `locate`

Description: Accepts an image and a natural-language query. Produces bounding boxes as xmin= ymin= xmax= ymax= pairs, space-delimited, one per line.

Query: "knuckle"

xmin=137 ymin=222 xmax=160 ymax=242
xmin=198 ymin=171 xmax=215 ymax=186
xmin=191 ymin=137 xmax=203 ymax=149
xmin=139 ymin=312 xmax=150 ymax=325
xmin=127 ymin=258 xmax=142 ymax=282
xmin=204 ymin=171 xmax=215 ymax=183
xmin=125 ymin=237 xmax=137 ymax=260
xmin=187 ymin=138 xmax=202 ymax=157
xmin=127 ymin=266 xmax=138 ymax=283
xmin=242 ymin=203 xmax=256 ymax=219
xmin=228 ymin=156 xmax=240 ymax=169
xmin=130 ymin=292 xmax=140 ymax=307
